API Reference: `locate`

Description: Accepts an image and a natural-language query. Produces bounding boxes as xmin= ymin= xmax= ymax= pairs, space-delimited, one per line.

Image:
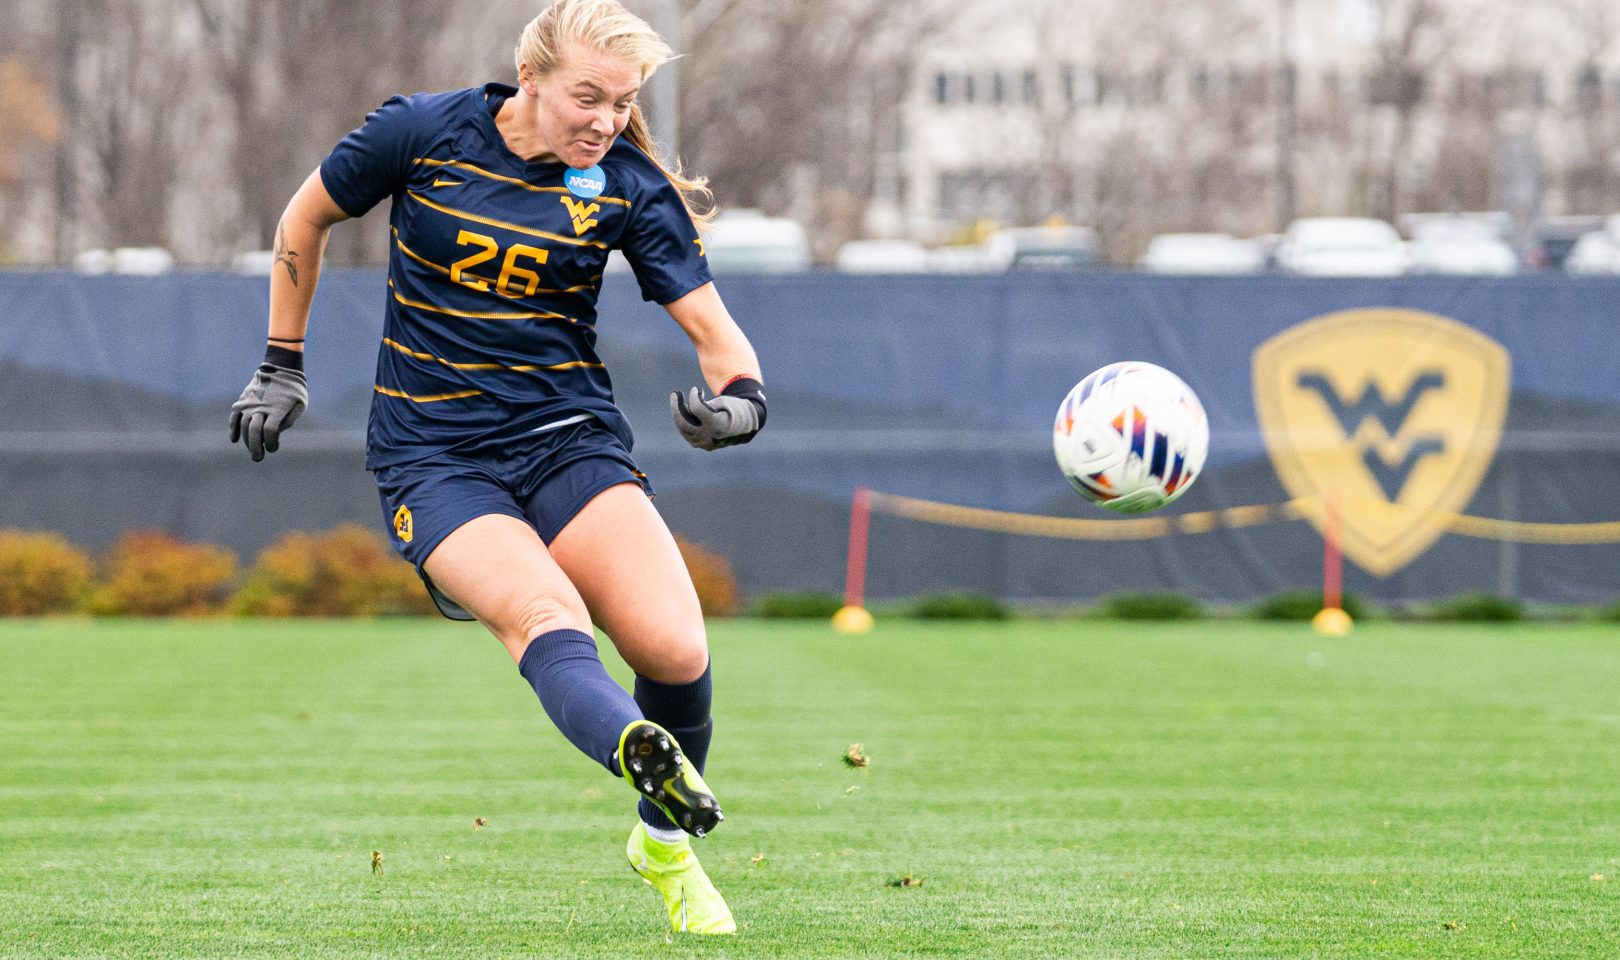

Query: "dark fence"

xmin=2 ymin=269 xmax=1618 ymax=603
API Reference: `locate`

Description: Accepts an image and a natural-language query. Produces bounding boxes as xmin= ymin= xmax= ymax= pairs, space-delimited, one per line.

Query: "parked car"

xmin=986 ymin=226 xmax=1100 ymax=271
xmin=926 ymin=244 xmax=1001 ymax=274
xmin=1253 ymin=233 xmax=1284 ymax=271
xmin=1398 ymin=211 xmax=1513 ymax=243
xmin=1137 ymin=233 xmax=1265 ymax=275
xmin=701 ymin=209 xmax=810 ymax=273
xmin=1275 ymin=217 xmax=1408 ymax=276
xmin=73 ymin=247 xmax=176 ymax=276
xmin=72 ymin=249 xmax=114 ymax=275
xmin=1405 ymin=224 xmax=1518 ymax=275
xmin=834 ymin=239 xmax=931 ymax=274
xmin=1564 ymin=231 xmax=1620 ymax=274
xmin=1526 ymin=215 xmax=1606 ymax=270
xmin=233 ymin=250 xmax=276 ymax=275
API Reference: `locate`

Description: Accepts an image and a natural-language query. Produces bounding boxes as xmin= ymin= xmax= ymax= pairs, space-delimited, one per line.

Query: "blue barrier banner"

xmin=1 ymin=269 xmax=1617 ymax=603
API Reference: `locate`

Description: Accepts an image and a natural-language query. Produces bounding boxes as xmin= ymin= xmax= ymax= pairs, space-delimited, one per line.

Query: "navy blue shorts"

xmin=373 ymin=417 xmax=652 ymax=620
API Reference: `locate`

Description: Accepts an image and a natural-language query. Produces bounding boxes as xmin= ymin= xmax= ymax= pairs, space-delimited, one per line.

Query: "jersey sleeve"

xmin=319 ymin=95 xmax=423 ymax=219
xmin=619 ymin=174 xmax=714 ymax=304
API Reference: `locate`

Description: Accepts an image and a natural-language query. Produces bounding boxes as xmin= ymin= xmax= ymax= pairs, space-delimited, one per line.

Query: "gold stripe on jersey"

xmin=383 ymin=337 xmax=604 ymax=373
xmin=388 ymin=278 xmax=591 ymax=325
xmin=406 ymin=191 xmax=610 ymax=249
xmin=373 ymin=385 xmax=486 ymax=403
xmin=415 ymin=158 xmax=632 ymax=208
xmin=391 ymin=228 xmax=599 ymax=295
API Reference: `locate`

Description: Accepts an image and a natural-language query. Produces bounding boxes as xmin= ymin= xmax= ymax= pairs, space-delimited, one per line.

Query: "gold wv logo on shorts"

xmin=393 ymin=505 xmax=414 ymax=543
xmin=1253 ymin=308 xmax=1510 ymax=576
xmin=560 ymin=196 xmax=600 ymax=237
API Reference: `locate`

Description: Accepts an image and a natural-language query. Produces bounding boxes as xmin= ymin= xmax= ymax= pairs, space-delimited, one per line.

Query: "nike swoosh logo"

xmin=432 ymin=178 xmax=464 ymax=187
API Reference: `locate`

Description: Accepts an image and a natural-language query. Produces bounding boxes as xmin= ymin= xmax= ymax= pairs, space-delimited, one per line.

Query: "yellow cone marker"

xmin=1311 ymin=606 xmax=1353 ymax=636
xmin=831 ymin=605 xmax=874 ymax=634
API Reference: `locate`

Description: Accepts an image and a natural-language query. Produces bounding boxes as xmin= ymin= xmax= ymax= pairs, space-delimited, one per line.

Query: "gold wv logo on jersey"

xmin=559 ymin=196 xmax=600 ymax=237
xmin=393 ymin=505 xmax=414 ymax=543
xmin=1253 ymin=308 xmax=1510 ymax=576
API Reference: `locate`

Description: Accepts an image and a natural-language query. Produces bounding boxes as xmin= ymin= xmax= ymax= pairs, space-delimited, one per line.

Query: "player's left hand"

xmin=670 ymin=379 xmax=766 ymax=451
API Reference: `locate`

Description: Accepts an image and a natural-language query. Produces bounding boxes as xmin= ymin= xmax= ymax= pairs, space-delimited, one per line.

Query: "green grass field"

xmin=1 ymin=618 xmax=1617 ymax=958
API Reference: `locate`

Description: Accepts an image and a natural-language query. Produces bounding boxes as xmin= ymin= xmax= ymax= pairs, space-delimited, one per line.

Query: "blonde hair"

xmin=516 ymin=0 xmax=713 ymax=226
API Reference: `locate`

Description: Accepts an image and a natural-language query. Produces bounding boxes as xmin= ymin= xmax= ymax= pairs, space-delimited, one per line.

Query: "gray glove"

xmin=670 ymin=382 xmax=766 ymax=451
xmin=229 ymin=361 xmax=308 ymax=462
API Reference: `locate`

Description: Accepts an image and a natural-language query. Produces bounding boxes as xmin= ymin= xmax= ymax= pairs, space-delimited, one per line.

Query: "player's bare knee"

xmin=650 ymin=639 xmax=710 ymax=684
xmin=497 ymin=592 xmax=589 ymax=649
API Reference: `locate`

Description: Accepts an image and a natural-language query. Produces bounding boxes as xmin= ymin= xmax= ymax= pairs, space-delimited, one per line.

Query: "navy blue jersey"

xmin=319 ymin=83 xmax=713 ymax=469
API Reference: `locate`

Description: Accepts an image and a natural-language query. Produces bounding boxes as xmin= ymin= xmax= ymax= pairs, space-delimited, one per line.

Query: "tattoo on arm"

xmin=273 ymin=220 xmax=300 ymax=287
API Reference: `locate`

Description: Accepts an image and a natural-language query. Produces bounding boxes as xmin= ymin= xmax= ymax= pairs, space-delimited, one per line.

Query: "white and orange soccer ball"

xmin=1053 ymin=361 xmax=1209 ymax=514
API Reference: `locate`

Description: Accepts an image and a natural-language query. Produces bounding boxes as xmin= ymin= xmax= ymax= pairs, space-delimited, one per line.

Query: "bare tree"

xmin=1359 ymin=0 xmax=1482 ymax=221
xmin=70 ymin=0 xmax=198 ymax=248
xmin=12 ymin=0 xmax=1620 ymax=263
xmin=0 ymin=59 xmax=59 ymax=184
xmin=676 ymin=0 xmax=950 ymax=254
xmin=0 ymin=59 xmax=59 ymax=262
xmin=192 ymin=0 xmax=465 ymax=259
xmin=1027 ymin=0 xmax=1273 ymax=257
xmin=1552 ymin=0 xmax=1620 ymax=211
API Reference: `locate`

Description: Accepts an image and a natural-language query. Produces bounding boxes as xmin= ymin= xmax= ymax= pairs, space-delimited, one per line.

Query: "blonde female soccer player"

xmin=228 ymin=0 xmax=765 ymax=935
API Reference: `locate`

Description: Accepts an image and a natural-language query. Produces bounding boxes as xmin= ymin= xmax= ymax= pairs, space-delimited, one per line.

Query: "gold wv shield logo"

xmin=393 ymin=505 xmax=414 ymax=543
xmin=559 ymin=196 xmax=600 ymax=237
xmin=1253 ymin=308 xmax=1510 ymax=576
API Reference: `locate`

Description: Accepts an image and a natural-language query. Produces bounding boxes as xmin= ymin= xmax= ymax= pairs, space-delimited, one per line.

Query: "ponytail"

xmin=622 ymin=104 xmax=714 ymax=228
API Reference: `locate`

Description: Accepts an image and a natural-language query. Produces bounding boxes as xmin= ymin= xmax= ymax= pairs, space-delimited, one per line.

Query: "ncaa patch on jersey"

xmin=564 ymin=165 xmax=605 ymax=199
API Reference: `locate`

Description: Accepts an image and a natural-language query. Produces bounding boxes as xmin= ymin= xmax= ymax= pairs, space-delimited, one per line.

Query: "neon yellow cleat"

xmin=617 ymin=719 xmax=724 ymax=837
xmin=627 ymin=821 xmax=736 ymax=935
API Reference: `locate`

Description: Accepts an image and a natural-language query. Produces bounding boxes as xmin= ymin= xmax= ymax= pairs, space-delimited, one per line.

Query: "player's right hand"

xmin=229 ymin=361 xmax=308 ymax=462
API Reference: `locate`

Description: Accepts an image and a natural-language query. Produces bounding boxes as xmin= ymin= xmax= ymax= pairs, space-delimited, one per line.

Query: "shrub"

xmin=1600 ymin=601 xmax=1620 ymax=622
xmin=1255 ymin=590 xmax=1368 ymax=621
xmin=1098 ymin=591 xmax=1203 ymax=620
xmin=0 ymin=530 xmax=93 ymax=615
xmin=675 ymin=536 xmax=739 ymax=618
xmin=232 ymin=524 xmax=436 ymax=617
xmin=756 ymin=591 xmax=845 ymax=619
xmin=910 ymin=592 xmax=1009 ymax=620
xmin=89 ymin=531 xmax=237 ymax=616
xmin=1428 ymin=592 xmax=1524 ymax=622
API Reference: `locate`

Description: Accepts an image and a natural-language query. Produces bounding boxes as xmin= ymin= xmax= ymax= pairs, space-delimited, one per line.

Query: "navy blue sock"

xmin=633 ymin=662 xmax=713 ymax=830
xmin=517 ymin=629 xmax=642 ymax=776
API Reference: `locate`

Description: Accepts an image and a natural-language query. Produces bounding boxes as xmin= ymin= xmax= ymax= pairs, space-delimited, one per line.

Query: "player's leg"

xmin=547 ymin=482 xmax=717 ymax=819
xmin=422 ymin=513 xmax=642 ymax=775
xmin=524 ymin=456 xmax=722 ymax=834
xmin=550 ymin=482 xmax=709 ymax=684
xmin=545 ymin=480 xmax=735 ymax=934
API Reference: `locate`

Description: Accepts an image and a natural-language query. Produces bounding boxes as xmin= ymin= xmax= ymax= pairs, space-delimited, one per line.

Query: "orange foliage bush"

xmin=0 ymin=530 xmax=93 ymax=615
xmin=232 ymin=524 xmax=436 ymax=617
xmin=89 ymin=531 xmax=237 ymax=616
xmin=674 ymin=536 xmax=739 ymax=618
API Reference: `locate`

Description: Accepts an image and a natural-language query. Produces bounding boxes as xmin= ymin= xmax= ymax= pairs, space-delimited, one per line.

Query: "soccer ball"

xmin=1053 ymin=361 xmax=1209 ymax=514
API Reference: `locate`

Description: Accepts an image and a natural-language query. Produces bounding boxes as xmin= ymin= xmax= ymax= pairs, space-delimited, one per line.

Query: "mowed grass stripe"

xmin=0 ymin=619 xmax=1616 ymax=958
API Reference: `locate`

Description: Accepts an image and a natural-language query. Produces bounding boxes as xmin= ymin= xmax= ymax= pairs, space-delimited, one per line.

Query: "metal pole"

xmin=844 ymin=487 xmax=873 ymax=609
xmin=1496 ymin=459 xmax=1519 ymax=599
xmin=652 ymin=0 xmax=679 ymax=161
xmin=1275 ymin=0 xmax=1297 ymax=231
xmin=56 ymin=2 xmax=80 ymax=263
xmin=1323 ymin=493 xmax=1343 ymax=611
